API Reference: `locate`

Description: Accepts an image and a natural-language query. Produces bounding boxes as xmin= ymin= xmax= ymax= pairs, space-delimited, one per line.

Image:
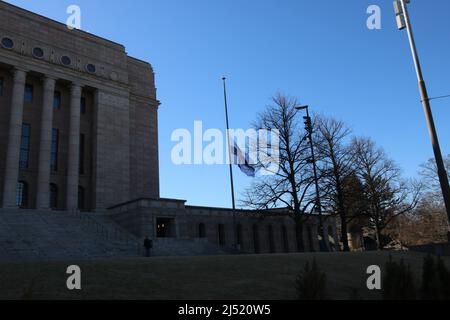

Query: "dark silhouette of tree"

xmin=419 ymin=155 xmax=450 ymax=192
xmin=353 ymin=137 xmax=421 ymax=249
xmin=241 ymin=94 xmax=315 ymax=251
xmin=315 ymin=116 xmax=366 ymax=251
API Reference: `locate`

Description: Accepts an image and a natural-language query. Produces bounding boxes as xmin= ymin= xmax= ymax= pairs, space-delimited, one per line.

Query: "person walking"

xmin=144 ymin=236 xmax=153 ymax=257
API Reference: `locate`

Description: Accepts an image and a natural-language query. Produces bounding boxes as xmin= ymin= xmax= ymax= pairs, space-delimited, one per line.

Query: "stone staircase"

xmin=0 ymin=209 xmax=141 ymax=261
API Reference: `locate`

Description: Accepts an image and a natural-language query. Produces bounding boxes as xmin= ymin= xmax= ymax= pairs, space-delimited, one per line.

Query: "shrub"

xmin=295 ymin=260 xmax=327 ymax=300
xmin=421 ymin=254 xmax=450 ymax=300
xmin=420 ymin=254 xmax=439 ymax=299
xmin=383 ymin=256 xmax=416 ymax=300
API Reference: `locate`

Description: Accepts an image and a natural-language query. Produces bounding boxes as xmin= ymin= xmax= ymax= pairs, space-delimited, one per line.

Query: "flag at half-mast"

xmin=231 ymin=140 xmax=256 ymax=177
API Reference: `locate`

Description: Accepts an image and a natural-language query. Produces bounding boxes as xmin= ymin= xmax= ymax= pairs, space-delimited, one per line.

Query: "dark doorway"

xmin=218 ymin=224 xmax=225 ymax=246
xmin=282 ymin=226 xmax=289 ymax=253
xmin=236 ymin=224 xmax=243 ymax=250
xmin=157 ymin=218 xmax=174 ymax=238
xmin=307 ymin=226 xmax=315 ymax=252
xmin=268 ymin=225 xmax=275 ymax=253
xmin=198 ymin=223 xmax=206 ymax=238
xmin=296 ymin=225 xmax=305 ymax=252
xmin=253 ymin=224 xmax=260 ymax=253
xmin=78 ymin=186 xmax=85 ymax=211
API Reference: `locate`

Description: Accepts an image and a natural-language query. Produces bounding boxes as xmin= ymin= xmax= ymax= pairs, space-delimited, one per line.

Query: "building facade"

xmin=109 ymin=198 xmax=339 ymax=254
xmin=0 ymin=2 xmax=337 ymax=255
xmin=0 ymin=2 xmax=160 ymax=211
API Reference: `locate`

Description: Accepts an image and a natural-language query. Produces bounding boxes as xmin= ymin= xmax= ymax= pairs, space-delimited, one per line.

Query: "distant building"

xmin=0 ymin=2 xmax=336 ymax=258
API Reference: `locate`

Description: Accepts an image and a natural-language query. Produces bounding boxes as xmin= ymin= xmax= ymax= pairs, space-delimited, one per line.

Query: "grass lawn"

xmin=0 ymin=251 xmax=445 ymax=300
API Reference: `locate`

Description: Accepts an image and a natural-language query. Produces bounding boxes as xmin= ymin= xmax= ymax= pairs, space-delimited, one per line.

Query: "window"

xmin=0 ymin=77 xmax=3 ymax=96
xmin=80 ymin=97 xmax=86 ymax=114
xmin=79 ymin=134 xmax=85 ymax=174
xmin=51 ymin=129 xmax=59 ymax=171
xmin=19 ymin=123 xmax=31 ymax=169
xmin=1 ymin=37 xmax=14 ymax=49
xmin=78 ymin=186 xmax=85 ymax=211
xmin=86 ymin=63 xmax=96 ymax=74
xmin=198 ymin=223 xmax=206 ymax=238
xmin=218 ymin=224 xmax=225 ymax=246
xmin=32 ymin=47 xmax=44 ymax=58
xmin=24 ymin=84 xmax=33 ymax=103
xmin=16 ymin=181 xmax=28 ymax=207
xmin=49 ymin=184 xmax=58 ymax=209
xmin=53 ymin=91 xmax=61 ymax=109
xmin=61 ymin=56 xmax=71 ymax=66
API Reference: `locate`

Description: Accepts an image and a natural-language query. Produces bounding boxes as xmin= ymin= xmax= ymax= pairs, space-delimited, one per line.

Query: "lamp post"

xmin=394 ymin=0 xmax=450 ymax=238
xmin=296 ymin=105 xmax=328 ymax=252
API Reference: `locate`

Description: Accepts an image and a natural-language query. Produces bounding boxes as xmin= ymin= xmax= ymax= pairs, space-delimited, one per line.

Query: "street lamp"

xmin=296 ymin=105 xmax=328 ymax=252
xmin=394 ymin=0 xmax=450 ymax=239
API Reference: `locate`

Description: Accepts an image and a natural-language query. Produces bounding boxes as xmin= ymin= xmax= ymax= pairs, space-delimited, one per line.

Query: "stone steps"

xmin=0 ymin=209 xmax=141 ymax=261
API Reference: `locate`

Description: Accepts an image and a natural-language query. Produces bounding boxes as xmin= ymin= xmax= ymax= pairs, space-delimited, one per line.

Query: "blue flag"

xmin=232 ymin=141 xmax=256 ymax=177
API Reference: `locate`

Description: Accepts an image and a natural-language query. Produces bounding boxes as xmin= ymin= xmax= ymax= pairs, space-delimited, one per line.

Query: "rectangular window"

xmin=80 ymin=97 xmax=86 ymax=114
xmin=51 ymin=128 xmax=59 ymax=171
xmin=24 ymin=84 xmax=33 ymax=103
xmin=53 ymin=91 xmax=61 ymax=109
xmin=0 ymin=77 xmax=4 ymax=96
xmin=79 ymin=133 xmax=85 ymax=174
xmin=19 ymin=123 xmax=31 ymax=169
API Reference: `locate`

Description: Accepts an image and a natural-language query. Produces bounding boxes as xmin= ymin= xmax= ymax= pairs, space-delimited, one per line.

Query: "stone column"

xmin=66 ymin=83 xmax=82 ymax=211
xmin=36 ymin=76 xmax=56 ymax=209
xmin=2 ymin=68 xmax=27 ymax=208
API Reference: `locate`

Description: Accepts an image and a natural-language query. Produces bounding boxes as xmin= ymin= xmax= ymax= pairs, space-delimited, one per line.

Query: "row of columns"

xmin=2 ymin=67 xmax=83 ymax=211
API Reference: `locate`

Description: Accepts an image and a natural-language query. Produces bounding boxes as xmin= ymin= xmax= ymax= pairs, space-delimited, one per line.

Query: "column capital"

xmin=42 ymin=74 xmax=58 ymax=81
xmin=11 ymin=67 xmax=27 ymax=83
xmin=42 ymin=76 xmax=57 ymax=91
xmin=70 ymin=83 xmax=83 ymax=97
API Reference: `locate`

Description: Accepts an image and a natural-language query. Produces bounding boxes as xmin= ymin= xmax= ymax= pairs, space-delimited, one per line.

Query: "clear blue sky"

xmin=6 ymin=0 xmax=450 ymax=208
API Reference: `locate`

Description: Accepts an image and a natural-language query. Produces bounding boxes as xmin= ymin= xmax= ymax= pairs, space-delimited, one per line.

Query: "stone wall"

xmin=109 ymin=198 xmax=339 ymax=254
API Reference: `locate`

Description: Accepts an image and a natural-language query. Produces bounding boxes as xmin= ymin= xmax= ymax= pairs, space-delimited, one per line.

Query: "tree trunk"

xmin=296 ymin=222 xmax=305 ymax=252
xmin=340 ymin=214 xmax=350 ymax=252
xmin=377 ymin=229 xmax=384 ymax=250
xmin=375 ymin=223 xmax=383 ymax=250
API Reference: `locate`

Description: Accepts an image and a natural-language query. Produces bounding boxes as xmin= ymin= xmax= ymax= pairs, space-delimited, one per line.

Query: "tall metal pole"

xmin=222 ymin=77 xmax=238 ymax=250
xmin=303 ymin=107 xmax=328 ymax=252
xmin=400 ymin=0 xmax=450 ymax=233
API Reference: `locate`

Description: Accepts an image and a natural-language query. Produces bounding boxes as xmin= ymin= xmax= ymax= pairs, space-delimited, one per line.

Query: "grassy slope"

xmin=0 ymin=251 xmax=445 ymax=300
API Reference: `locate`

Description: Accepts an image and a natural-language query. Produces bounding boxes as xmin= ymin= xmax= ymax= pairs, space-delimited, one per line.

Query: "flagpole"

xmin=222 ymin=77 xmax=238 ymax=251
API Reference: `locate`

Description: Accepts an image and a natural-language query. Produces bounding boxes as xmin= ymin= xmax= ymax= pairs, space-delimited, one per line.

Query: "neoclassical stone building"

xmin=0 ymin=2 xmax=337 ymax=256
xmin=0 ymin=1 xmax=159 ymax=212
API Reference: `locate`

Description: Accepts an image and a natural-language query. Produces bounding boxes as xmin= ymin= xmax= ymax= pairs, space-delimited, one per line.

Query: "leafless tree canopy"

xmin=315 ymin=115 xmax=365 ymax=251
xmin=352 ymin=137 xmax=421 ymax=248
xmin=419 ymin=155 xmax=450 ymax=200
xmin=240 ymin=93 xmax=438 ymax=251
xmin=241 ymin=94 xmax=315 ymax=218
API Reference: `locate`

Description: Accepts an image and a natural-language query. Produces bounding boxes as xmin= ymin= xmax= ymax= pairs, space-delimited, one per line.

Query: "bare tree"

xmin=419 ymin=155 xmax=450 ymax=203
xmin=315 ymin=116 xmax=359 ymax=251
xmin=352 ymin=137 xmax=421 ymax=249
xmin=388 ymin=198 xmax=449 ymax=246
xmin=241 ymin=94 xmax=315 ymax=251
